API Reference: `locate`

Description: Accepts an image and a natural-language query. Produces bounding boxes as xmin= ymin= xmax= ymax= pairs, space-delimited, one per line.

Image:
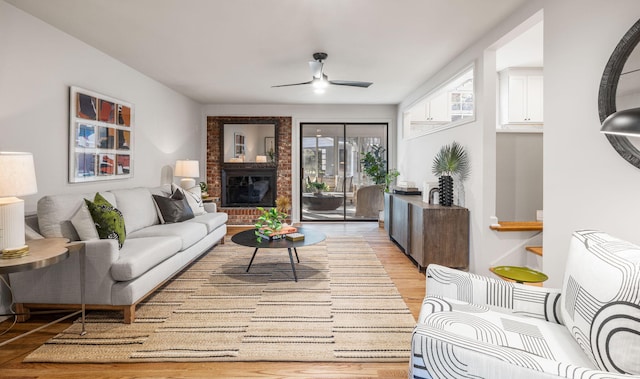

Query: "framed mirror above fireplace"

xmin=222 ymin=123 xmax=277 ymax=163
xmin=220 ymin=119 xmax=280 ymax=208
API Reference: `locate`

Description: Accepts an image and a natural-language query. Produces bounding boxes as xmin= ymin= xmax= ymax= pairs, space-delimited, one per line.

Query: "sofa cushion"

xmin=70 ymin=201 xmax=100 ymax=241
xmin=561 ymin=230 xmax=640 ymax=374
xmin=110 ymin=236 xmax=182 ymax=281
xmin=149 ymin=184 xmax=172 ymax=196
xmin=187 ymin=212 xmax=228 ymax=233
xmin=38 ymin=191 xmax=116 ymax=240
xmin=109 ymin=188 xmax=159 ymax=233
xmin=412 ymin=296 xmax=596 ymax=378
xmin=127 ymin=222 xmax=207 ymax=251
xmin=152 ymin=190 xmax=194 ymax=224
xmin=24 ymin=223 xmax=44 ymax=240
xmin=85 ymin=193 xmax=126 ymax=249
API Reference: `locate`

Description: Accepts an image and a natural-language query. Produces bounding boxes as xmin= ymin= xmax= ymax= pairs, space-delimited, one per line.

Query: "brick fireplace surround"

xmin=206 ymin=116 xmax=293 ymax=225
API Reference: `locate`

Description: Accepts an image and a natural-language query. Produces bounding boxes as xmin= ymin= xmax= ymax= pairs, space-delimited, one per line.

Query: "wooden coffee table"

xmin=231 ymin=227 xmax=326 ymax=282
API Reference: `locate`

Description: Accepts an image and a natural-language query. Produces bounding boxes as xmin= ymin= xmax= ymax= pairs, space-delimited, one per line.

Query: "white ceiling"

xmin=6 ymin=0 xmax=529 ymax=105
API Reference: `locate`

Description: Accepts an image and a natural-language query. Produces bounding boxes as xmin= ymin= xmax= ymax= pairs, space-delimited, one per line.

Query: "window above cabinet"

xmin=403 ymin=66 xmax=475 ymax=139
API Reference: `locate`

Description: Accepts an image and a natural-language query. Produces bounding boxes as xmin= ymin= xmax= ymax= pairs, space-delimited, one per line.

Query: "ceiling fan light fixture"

xmin=273 ymin=53 xmax=372 ymax=90
xmin=311 ymin=77 xmax=329 ymax=90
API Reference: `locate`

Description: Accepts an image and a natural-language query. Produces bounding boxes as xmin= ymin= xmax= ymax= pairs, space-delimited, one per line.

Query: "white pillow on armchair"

xmin=561 ymin=230 xmax=640 ymax=375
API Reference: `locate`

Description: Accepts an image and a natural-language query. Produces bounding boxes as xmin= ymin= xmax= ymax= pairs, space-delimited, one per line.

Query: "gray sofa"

xmin=9 ymin=185 xmax=227 ymax=323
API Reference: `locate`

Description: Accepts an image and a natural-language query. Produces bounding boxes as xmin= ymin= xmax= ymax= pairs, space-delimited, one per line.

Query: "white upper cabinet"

xmin=407 ymin=91 xmax=449 ymax=123
xmin=499 ymin=68 xmax=543 ymax=125
xmin=425 ymin=91 xmax=450 ymax=122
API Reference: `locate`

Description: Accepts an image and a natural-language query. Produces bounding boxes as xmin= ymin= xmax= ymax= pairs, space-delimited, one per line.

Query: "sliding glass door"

xmin=300 ymin=123 xmax=387 ymax=221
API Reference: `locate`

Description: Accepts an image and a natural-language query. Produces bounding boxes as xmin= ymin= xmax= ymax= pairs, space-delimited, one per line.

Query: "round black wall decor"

xmin=598 ymin=19 xmax=640 ymax=170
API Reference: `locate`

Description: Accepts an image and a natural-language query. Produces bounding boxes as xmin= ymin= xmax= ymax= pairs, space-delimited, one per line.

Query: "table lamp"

xmin=0 ymin=152 xmax=38 ymax=257
xmin=174 ymin=160 xmax=200 ymax=190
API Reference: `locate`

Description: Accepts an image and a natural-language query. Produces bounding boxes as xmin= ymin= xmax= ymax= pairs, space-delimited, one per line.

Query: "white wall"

xmin=202 ymin=104 xmax=397 ymax=222
xmin=397 ymin=2 xmax=545 ymax=276
xmin=398 ymin=0 xmax=640 ymax=287
xmin=0 ymin=1 xmax=203 ymax=215
xmin=496 ymin=132 xmax=543 ymax=221
xmin=0 ymin=1 xmax=203 ymax=314
xmin=544 ymin=0 xmax=640 ymax=286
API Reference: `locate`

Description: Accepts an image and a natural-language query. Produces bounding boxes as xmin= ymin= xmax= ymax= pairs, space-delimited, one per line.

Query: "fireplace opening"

xmin=222 ymin=168 xmax=276 ymax=207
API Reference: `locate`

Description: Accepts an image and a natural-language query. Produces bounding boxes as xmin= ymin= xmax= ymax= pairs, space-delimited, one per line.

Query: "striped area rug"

xmin=24 ymin=235 xmax=416 ymax=363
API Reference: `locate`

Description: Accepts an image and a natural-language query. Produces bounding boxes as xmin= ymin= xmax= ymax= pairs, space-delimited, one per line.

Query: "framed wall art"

xmin=69 ymin=86 xmax=134 ymax=182
xmin=234 ymin=132 xmax=245 ymax=159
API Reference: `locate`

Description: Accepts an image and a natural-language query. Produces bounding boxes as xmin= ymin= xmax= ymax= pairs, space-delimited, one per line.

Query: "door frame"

xmin=299 ymin=122 xmax=389 ymax=222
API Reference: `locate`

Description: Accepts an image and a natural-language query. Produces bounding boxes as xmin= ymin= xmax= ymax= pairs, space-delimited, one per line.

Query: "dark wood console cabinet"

xmin=384 ymin=193 xmax=469 ymax=270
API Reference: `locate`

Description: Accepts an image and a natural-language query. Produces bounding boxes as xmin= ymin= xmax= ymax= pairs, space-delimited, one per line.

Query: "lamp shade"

xmin=600 ymin=107 xmax=640 ymax=137
xmin=174 ymin=160 xmax=200 ymax=178
xmin=0 ymin=152 xmax=38 ymax=197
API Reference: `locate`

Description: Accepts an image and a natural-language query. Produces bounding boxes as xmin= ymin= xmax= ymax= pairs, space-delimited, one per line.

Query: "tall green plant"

xmin=431 ymin=141 xmax=470 ymax=180
xmin=361 ymin=145 xmax=401 ymax=192
xmin=361 ymin=145 xmax=388 ymax=185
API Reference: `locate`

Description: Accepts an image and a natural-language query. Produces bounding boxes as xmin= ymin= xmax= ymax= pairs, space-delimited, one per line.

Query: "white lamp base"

xmin=0 ymin=197 xmax=27 ymax=252
xmin=179 ymin=178 xmax=196 ymax=191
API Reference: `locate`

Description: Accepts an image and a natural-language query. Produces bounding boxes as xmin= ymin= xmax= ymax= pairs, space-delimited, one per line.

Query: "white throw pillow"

xmin=561 ymin=230 xmax=640 ymax=375
xmin=25 ymin=223 xmax=44 ymax=240
xmin=171 ymin=183 xmax=206 ymax=216
xmin=70 ymin=201 xmax=99 ymax=241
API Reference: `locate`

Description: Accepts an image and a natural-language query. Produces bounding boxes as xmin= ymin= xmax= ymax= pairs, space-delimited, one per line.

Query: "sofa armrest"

xmin=426 ymin=264 xmax=563 ymax=324
xmin=204 ymin=202 xmax=217 ymax=213
xmin=10 ymin=239 xmax=120 ymax=305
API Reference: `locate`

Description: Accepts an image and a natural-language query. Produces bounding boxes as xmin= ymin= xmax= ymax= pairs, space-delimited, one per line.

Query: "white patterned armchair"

xmin=410 ymin=230 xmax=640 ymax=379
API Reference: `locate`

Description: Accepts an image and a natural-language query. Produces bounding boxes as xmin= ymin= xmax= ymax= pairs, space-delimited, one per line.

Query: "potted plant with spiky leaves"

xmin=432 ymin=141 xmax=470 ymax=206
xmin=306 ymin=180 xmax=329 ymax=195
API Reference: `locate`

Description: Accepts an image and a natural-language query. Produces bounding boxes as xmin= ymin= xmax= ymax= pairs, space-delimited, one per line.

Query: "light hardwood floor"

xmin=0 ymin=223 xmax=425 ymax=378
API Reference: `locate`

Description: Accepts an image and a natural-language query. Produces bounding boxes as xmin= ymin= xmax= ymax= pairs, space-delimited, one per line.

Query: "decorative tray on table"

xmin=256 ymin=226 xmax=298 ymax=241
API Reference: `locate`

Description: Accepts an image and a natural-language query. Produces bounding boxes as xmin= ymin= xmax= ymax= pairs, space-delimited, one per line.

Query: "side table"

xmin=0 ymin=238 xmax=86 ymax=347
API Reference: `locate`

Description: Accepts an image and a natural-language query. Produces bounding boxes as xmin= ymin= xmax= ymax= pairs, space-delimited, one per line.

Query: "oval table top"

xmin=231 ymin=227 xmax=326 ymax=249
xmin=0 ymin=237 xmax=70 ymax=274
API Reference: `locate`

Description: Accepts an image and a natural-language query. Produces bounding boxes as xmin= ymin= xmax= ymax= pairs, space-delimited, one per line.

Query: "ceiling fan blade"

xmin=329 ymin=80 xmax=373 ymax=88
xmin=309 ymin=61 xmax=323 ymax=79
xmin=271 ymin=80 xmax=313 ymax=88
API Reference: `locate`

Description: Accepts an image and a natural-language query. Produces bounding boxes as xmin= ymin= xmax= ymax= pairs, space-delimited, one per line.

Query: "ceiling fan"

xmin=272 ymin=52 xmax=373 ymax=93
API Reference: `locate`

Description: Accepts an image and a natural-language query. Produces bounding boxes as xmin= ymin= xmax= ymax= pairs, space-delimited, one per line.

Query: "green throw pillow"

xmin=85 ymin=192 xmax=126 ymax=249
